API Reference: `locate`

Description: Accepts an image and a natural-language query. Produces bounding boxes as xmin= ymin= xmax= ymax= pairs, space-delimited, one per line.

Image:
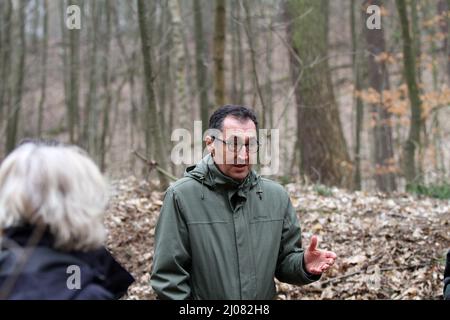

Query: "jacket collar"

xmin=1 ymin=224 xmax=135 ymax=298
xmin=3 ymin=224 xmax=54 ymax=248
xmin=184 ymin=154 xmax=264 ymax=202
xmin=185 ymin=153 xmax=259 ymax=190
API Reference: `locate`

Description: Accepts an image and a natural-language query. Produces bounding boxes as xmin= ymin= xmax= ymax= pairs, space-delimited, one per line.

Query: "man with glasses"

xmin=151 ymin=105 xmax=336 ymax=299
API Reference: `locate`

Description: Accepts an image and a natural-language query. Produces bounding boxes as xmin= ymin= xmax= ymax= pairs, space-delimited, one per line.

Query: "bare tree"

xmin=242 ymin=0 xmax=267 ymax=128
xmin=230 ymin=1 xmax=245 ymax=105
xmin=193 ymin=0 xmax=210 ymax=134
xmin=67 ymin=0 xmax=81 ymax=143
xmin=213 ymin=0 xmax=226 ymax=106
xmin=363 ymin=0 xmax=397 ymax=192
xmin=352 ymin=0 xmax=365 ymax=190
xmin=99 ymin=0 xmax=112 ymax=171
xmin=83 ymin=0 xmax=100 ymax=152
xmin=6 ymin=0 xmax=27 ymax=153
xmin=137 ymin=0 xmax=169 ymax=189
xmin=286 ymin=0 xmax=353 ymax=188
xmin=168 ymin=0 xmax=188 ymax=132
xmin=437 ymin=0 xmax=450 ymax=83
xmin=396 ymin=0 xmax=423 ymax=185
xmin=37 ymin=0 xmax=49 ymax=137
xmin=0 ymin=0 xmax=13 ymax=126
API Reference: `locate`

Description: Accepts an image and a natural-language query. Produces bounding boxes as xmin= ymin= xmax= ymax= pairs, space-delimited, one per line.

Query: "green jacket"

xmin=150 ymin=154 xmax=320 ymax=300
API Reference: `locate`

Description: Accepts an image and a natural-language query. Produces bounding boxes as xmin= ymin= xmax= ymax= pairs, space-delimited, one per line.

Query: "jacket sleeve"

xmin=444 ymin=249 xmax=450 ymax=300
xmin=275 ymin=194 xmax=321 ymax=285
xmin=150 ymin=188 xmax=192 ymax=300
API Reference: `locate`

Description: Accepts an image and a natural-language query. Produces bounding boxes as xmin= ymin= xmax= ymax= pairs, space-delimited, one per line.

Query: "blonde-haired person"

xmin=0 ymin=139 xmax=134 ymax=299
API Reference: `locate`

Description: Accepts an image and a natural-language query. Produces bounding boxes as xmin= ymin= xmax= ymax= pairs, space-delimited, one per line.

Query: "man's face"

xmin=207 ymin=116 xmax=257 ymax=182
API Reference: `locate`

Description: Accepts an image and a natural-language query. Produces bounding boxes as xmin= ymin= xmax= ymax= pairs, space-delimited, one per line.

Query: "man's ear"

xmin=205 ymin=135 xmax=215 ymax=155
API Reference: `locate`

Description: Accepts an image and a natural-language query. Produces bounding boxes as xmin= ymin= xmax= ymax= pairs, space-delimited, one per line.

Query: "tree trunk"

xmin=410 ymin=0 xmax=422 ymax=83
xmin=0 ymin=1 xmax=2 ymax=122
xmin=137 ymin=0 xmax=169 ymax=189
xmin=168 ymin=0 xmax=188 ymax=130
xmin=230 ymin=0 xmax=238 ymax=104
xmin=60 ymin=0 xmax=69 ymax=136
xmin=363 ymin=0 xmax=397 ymax=192
xmin=0 ymin=0 xmax=13 ymax=125
xmin=433 ymin=2 xmax=447 ymax=176
xmin=242 ymin=0 xmax=266 ymax=128
xmin=193 ymin=0 xmax=210 ymax=134
xmin=68 ymin=0 xmax=81 ymax=143
xmin=286 ymin=0 xmax=353 ymax=188
xmin=236 ymin=2 xmax=245 ymax=105
xmin=83 ymin=0 xmax=100 ymax=153
xmin=100 ymin=1 xmax=112 ymax=172
xmin=31 ymin=0 xmax=40 ymax=54
xmin=437 ymin=0 xmax=450 ymax=83
xmin=6 ymin=0 xmax=27 ymax=153
xmin=263 ymin=3 xmax=274 ymax=129
xmin=37 ymin=0 xmax=49 ymax=137
xmin=396 ymin=0 xmax=423 ymax=185
xmin=156 ymin=1 xmax=169 ymax=139
xmin=213 ymin=0 xmax=226 ymax=106
xmin=178 ymin=2 xmax=196 ymax=125
xmin=411 ymin=0 xmax=427 ymax=180
xmin=352 ymin=0 xmax=364 ymax=190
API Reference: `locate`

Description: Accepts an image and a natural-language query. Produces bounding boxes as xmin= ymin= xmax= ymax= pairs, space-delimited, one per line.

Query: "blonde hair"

xmin=0 ymin=142 xmax=108 ymax=251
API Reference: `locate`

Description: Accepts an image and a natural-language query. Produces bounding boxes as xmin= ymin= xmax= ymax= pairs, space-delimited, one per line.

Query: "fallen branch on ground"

xmin=320 ymin=262 xmax=431 ymax=286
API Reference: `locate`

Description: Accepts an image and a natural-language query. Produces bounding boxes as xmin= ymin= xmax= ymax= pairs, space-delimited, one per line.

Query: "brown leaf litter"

xmin=105 ymin=177 xmax=450 ymax=300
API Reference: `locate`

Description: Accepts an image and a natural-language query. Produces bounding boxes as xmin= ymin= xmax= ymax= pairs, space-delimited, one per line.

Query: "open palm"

xmin=304 ymin=235 xmax=337 ymax=275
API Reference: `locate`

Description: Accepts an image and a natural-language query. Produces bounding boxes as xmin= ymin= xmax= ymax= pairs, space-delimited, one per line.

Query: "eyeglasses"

xmin=212 ymin=136 xmax=260 ymax=154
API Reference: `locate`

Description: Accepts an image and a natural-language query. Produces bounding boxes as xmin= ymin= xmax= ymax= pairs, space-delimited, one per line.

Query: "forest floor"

xmin=105 ymin=177 xmax=450 ymax=300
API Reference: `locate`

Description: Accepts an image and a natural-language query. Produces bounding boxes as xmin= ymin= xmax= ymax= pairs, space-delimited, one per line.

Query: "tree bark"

xmin=83 ymin=0 xmax=100 ymax=153
xmin=236 ymin=2 xmax=245 ymax=105
xmin=263 ymin=3 xmax=274 ymax=129
xmin=137 ymin=0 xmax=169 ymax=189
xmin=6 ymin=0 xmax=27 ymax=153
xmin=193 ymin=0 xmax=210 ymax=134
xmin=37 ymin=0 xmax=49 ymax=137
xmin=68 ymin=0 xmax=81 ymax=143
xmin=156 ymin=1 xmax=169 ymax=139
xmin=31 ymin=0 xmax=40 ymax=54
xmin=286 ymin=0 xmax=353 ymax=188
xmin=178 ymin=2 xmax=196 ymax=124
xmin=352 ymin=0 xmax=364 ymax=190
xmin=168 ymin=0 xmax=188 ymax=130
xmin=437 ymin=0 xmax=450 ymax=83
xmin=363 ymin=0 xmax=397 ymax=192
xmin=396 ymin=0 xmax=423 ymax=185
xmin=213 ymin=0 xmax=226 ymax=106
xmin=60 ymin=0 xmax=69 ymax=136
xmin=432 ymin=2 xmax=447 ymax=176
xmin=0 ymin=0 xmax=13 ymax=125
xmin=242 ymin=0 xmax=266 ymax=128
xmin=100 ymin=1 xmax=112 ymax=172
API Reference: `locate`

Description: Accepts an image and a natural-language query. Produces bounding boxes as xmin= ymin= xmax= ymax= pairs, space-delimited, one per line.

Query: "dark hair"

xmin=208 ymin=105 xmax=258 ymax=131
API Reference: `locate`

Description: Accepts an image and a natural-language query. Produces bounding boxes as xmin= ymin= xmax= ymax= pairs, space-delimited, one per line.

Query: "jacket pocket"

xmin=187 ymin=220 xmax=230 ymax=225
xmin=249 ymin=217 xmax=283 ymax=224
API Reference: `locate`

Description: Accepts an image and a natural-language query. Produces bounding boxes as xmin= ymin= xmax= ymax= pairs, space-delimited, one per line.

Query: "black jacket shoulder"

xmin=0 ymin=226 xmax=134 ymax=300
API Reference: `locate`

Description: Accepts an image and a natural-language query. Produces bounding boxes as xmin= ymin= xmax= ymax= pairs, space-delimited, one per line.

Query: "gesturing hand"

xmin=304 ymin=235 xmax=337 ymax=275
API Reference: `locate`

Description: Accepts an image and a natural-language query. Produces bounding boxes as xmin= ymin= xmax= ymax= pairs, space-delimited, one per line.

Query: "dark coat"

xmin=445 ymin=249 xmax=450 ymax=300
xmin=0 ymin=225 xmax=134 ymax=300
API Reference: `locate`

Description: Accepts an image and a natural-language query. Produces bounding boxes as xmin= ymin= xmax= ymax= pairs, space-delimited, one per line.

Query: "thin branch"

xmin=320 ymin=262 xmax=431 ymax=286
xmin=133 ymin=150 xmax=177 ymax=181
